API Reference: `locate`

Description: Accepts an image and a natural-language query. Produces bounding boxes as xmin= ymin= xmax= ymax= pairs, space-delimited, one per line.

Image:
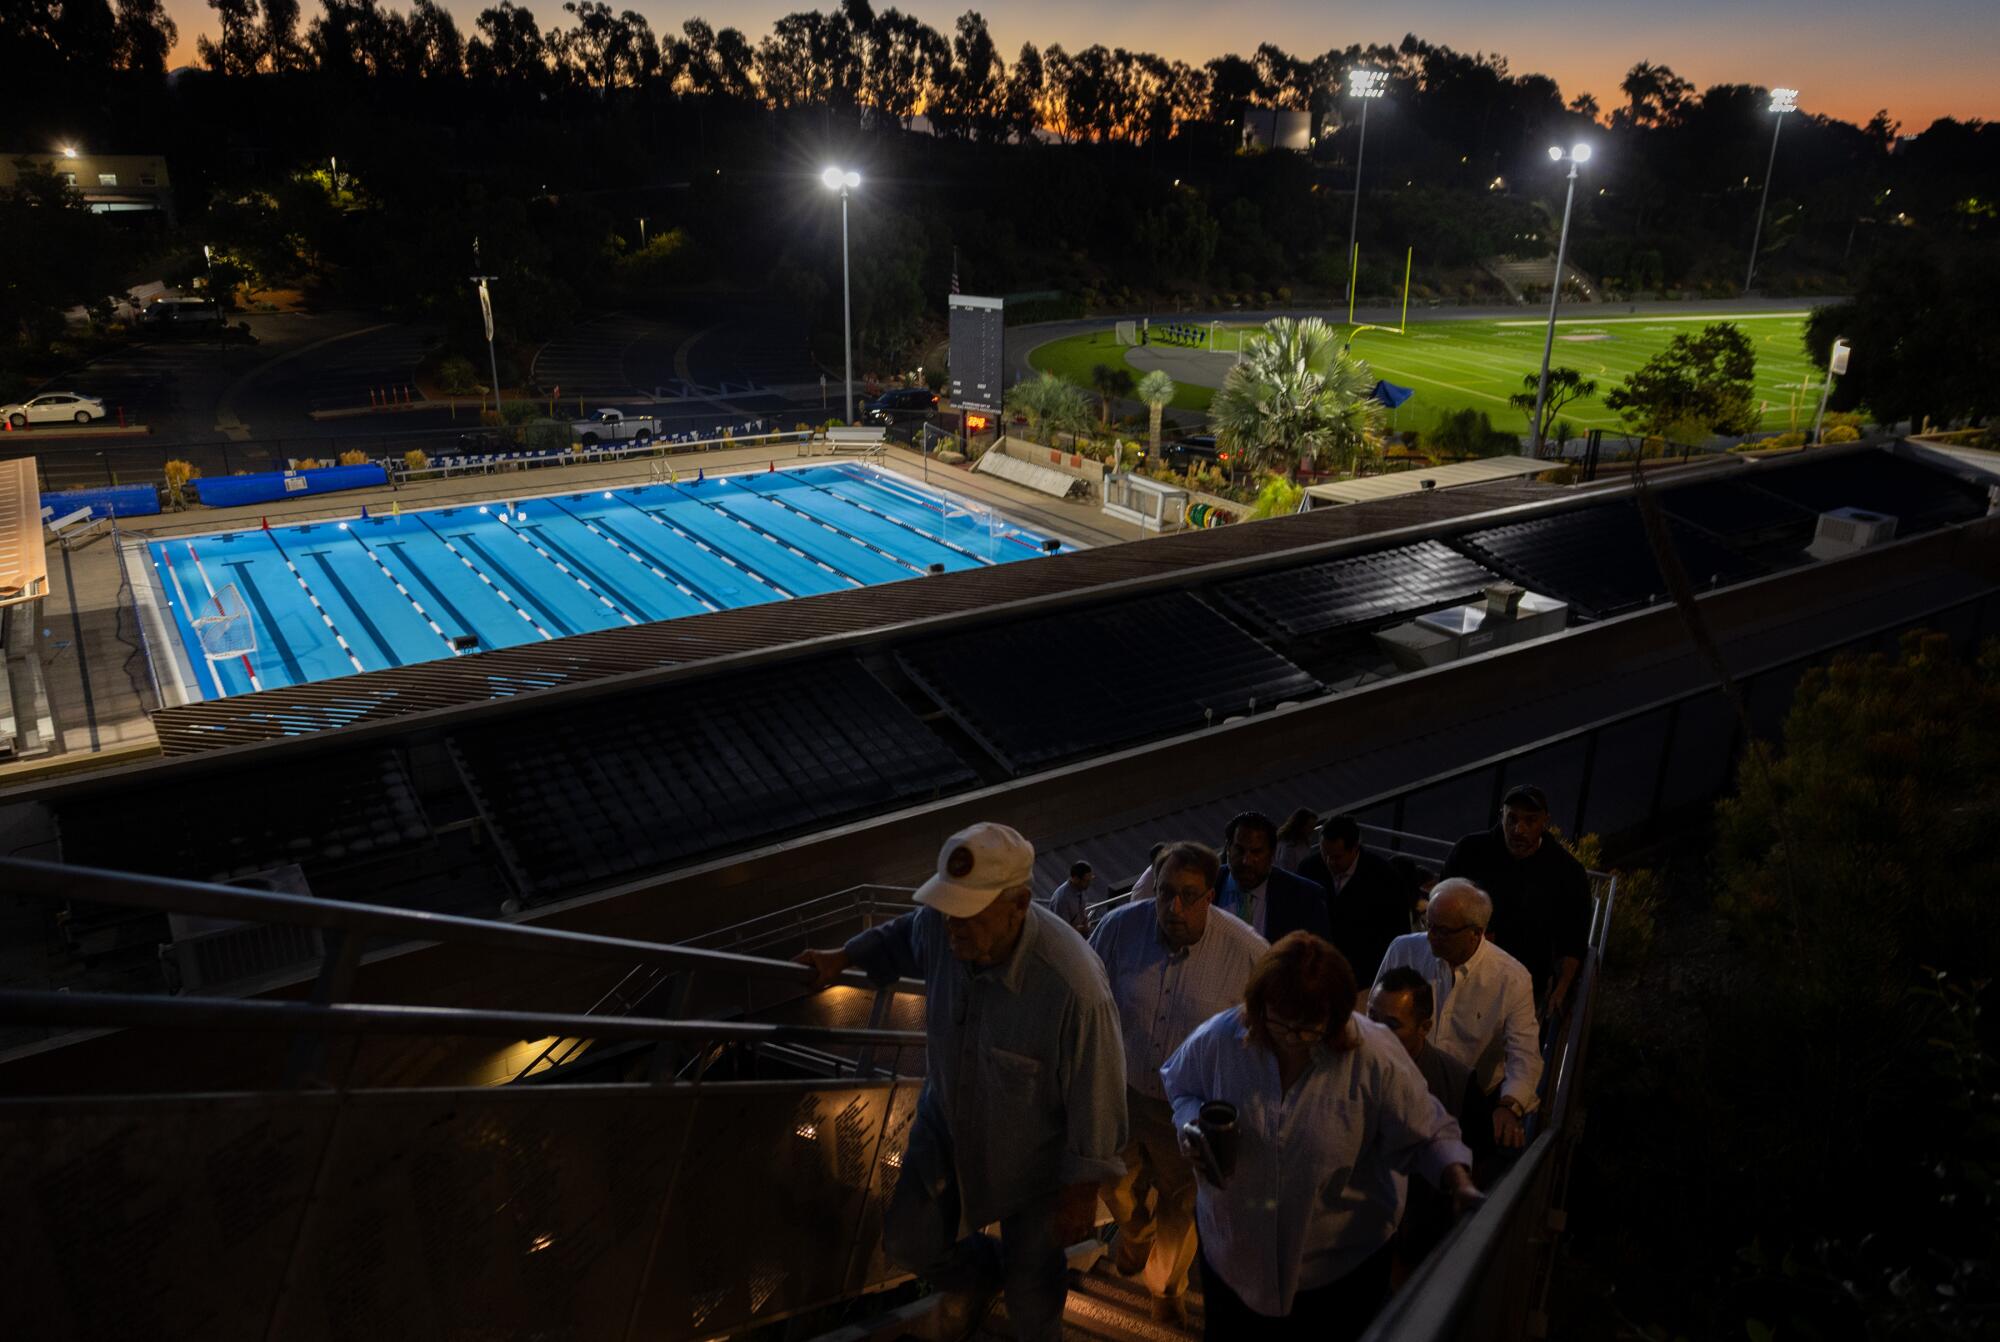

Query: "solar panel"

xmin=1452 ymin=503 xmax=1766 ymax=621
xmin=1211 ymin=539 xmax=1500 ymax=642
xmin=450 ymin=658 xmax=975 ymax=898
xmin=57 ymin=750 xmax=432 ymax=888
xmin=1745 ymin=450 xmax=1989 ymax=534
xmin=895 ymin=591 xmax=1321 ymax=775
xmin=1656 ymin=478 xmax=1817 ymax=547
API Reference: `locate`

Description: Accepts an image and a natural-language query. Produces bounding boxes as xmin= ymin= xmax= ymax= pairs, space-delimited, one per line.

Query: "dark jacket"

xmin=1215 ymin=864 xmax=1330 ymax=944
xmin=1442 ymin=827 xmax=1593 ymax=994
xmin=1297 ymin=846 xmax=1418 ymax=983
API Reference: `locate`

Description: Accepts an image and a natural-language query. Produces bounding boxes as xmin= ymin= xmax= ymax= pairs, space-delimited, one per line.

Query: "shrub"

xmin=1821 ymin=424 xmax=1861 ymax=444
xmin=521 ymin=418 xmax=569 ymax=453
xmin=337 ymin=449 xmax=368 ymax=467
xmin=436 ymin=356 xmax=481 ymax=395
xmin=293 ymin=457 xmax=323 ymax=470
xmin=1247 ymin=474 xmax=1303 ymax=519
xmin=163 ymin=459 xmax=199 ymax=509
xmin=403 ymin=449 xmax=429 ymax=473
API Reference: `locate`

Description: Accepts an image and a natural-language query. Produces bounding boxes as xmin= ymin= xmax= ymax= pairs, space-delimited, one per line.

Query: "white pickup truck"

xmin=571 ymin=408 xmax=660 ymax=447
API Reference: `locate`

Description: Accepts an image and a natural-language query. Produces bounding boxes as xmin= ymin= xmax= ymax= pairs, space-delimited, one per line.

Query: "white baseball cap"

xmin=915 ymin=822 xmax=1036 ymax=917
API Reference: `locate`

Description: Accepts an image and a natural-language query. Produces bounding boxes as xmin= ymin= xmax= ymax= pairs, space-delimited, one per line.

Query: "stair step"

xmin=976 ymin=1265 xmax=1203 ymax=1342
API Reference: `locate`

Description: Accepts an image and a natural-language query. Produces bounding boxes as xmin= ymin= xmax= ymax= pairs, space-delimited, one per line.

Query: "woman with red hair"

xmin=1161 ymin=931 xmax=1482 ymax=1339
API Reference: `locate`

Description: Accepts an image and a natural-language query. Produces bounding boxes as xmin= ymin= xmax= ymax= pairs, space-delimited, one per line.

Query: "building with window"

xmin=0 ymin=151 xmax=173 ymax=221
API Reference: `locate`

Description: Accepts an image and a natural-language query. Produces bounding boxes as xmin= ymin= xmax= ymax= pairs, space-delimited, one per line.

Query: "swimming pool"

xmin=144 ymin=463 xmax=1067 ymax=700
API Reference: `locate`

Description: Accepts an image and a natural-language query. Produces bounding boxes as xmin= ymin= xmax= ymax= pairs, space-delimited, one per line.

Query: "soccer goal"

xmin=1114 ymin=320 xmax=1139 ymax=346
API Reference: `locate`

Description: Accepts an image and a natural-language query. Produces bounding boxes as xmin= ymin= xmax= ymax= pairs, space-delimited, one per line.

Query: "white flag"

xmin=478 ymin=279 xmax=494 ymax=343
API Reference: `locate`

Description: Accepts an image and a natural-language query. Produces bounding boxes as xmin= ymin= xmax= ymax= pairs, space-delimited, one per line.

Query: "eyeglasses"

xmin=1264 ymin=1015 xmax=1328 ymax=1043
xmin=1427 ymin=921 xmax=1478 ymax=937
xmin=1156 ymin=885 xmax=1210 ymax=909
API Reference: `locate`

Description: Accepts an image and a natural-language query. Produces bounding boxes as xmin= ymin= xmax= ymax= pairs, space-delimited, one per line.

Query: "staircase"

xmin=1484 ymin=255 xmax=1599 ymax=303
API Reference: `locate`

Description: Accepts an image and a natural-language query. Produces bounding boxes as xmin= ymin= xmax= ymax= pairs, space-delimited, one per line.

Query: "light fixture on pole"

xmin=1811 ymin=337 xmax=1850 ymax=444
xmin=1744 ymin=87 xmax=1798 ymax=296
xmin=60 ymin=145 xmax=78 ymax=159
xmin=638 ymin=216 xmax=647 ymax=246
xmin=1529 ymin=142 xmax=1592 ymax=458
xmin=1342 ymin=68 xmax=1388 ymax=308
xmin=820 ymin=166 xmax=861 ymax=424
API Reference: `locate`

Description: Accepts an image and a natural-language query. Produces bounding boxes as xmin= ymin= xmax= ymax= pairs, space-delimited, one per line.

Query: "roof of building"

xmin=1302 ymin=455 xmax=1551 ymax=506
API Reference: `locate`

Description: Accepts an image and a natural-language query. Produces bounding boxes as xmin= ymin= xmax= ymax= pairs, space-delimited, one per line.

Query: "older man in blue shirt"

xmin=796 ymin=821 xmax=1129 ymax=1342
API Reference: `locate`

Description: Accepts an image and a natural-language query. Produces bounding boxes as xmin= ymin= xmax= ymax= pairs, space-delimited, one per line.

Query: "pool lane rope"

xmin=253 ymin=535 xmax=368 ymax=676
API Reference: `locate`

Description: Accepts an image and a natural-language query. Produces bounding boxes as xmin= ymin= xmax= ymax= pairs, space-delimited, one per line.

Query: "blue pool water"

xmin=148 ymin=463 xmax=1065 ymax=699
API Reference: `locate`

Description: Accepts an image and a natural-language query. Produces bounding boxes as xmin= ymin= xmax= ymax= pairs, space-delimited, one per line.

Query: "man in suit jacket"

xmin=1296 ymin=813 xmax=1420 ymax=987
xmin=1214 ymin=810 xmax=1330 ymax=943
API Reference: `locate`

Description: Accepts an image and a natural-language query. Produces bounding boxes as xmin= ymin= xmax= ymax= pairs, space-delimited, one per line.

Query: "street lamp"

xmin=1529 ymin=142 xmax=1592 ymax=457
xmin=1744 ymin=87 xmax=1798 ymax=296
xmin=1811 ymin=337 xmax=1851 ymax=444
xmin=820 ymin=165 xmax=861 ymax=423
xmin=1342 ymin=68 xmax=1388 ymax=309
xmin=638 ymin=216 xmax=647 ymax=246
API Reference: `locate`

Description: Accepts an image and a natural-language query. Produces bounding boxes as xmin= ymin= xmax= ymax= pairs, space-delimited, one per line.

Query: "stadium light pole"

xmin=1744 ymin=87 xmax=1798 ymax=297
xmin=1342 ymin=69 xmax=1388 ymax=308
xmin=821 ymin=166 xmax=861 ymax=424
xmin=1530 ymin=142 xmax=1592 ymax=458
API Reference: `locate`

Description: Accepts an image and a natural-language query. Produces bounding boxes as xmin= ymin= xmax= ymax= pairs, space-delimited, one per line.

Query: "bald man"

xmin=1374 ymin=879 xmax=1543 ymax=1149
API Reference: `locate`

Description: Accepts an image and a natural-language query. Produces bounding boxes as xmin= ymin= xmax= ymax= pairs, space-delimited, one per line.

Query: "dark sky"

xmin=160 ymin=0 xmax=1997 ymax=129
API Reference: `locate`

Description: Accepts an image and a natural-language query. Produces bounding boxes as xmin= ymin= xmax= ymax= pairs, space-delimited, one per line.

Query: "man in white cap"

xmin=795 ymin=821 xmax=1129 ymax=1341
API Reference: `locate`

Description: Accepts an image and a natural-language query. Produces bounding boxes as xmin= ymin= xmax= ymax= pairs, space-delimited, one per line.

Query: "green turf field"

xmin=1027 ymin=312 xmax=1823 ymax=435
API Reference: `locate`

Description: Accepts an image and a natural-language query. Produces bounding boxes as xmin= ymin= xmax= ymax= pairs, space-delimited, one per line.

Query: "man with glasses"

xmin=1089 ymin=841 xmax=1268 ymax=1324
xmin=1374 ymin=879 xmax=1542 ymax=1149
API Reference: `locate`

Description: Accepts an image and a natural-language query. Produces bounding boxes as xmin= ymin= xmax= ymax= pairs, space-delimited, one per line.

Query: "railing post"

xmin=284 ymin=927 xmax=365 ymax=1087
xmin=853 ymin=985 xmax=897 ymax=1077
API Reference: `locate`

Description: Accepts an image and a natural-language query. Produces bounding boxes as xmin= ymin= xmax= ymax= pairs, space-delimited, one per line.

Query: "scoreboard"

xmin=948 ymin=295 xmax=1005 ymax=413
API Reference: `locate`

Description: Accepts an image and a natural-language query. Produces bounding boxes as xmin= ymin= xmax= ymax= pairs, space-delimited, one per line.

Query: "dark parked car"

xmin=1163 ymin=434 xmax=1234 ymax=474
xmin=863 ymin=387 xmax=940 ymax=426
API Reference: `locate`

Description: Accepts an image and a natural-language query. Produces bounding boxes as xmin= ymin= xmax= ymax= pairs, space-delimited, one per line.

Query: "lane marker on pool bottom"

xmin=547 ymin=498 xmax=721 ymax=612
xmin=345 ymin=529 xmax=464 ymax=658
xmin=417 ymin=516 xmax=555 ymax=640
xmin=624 ymin=495 xmax=794 ymax=599
xmin=256 ymin=536 xmax=368 ymax=676
xmin=498 ymin=514 xmax=641 ymax=625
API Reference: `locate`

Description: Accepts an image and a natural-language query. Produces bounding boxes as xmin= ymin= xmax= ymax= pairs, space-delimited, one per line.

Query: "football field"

xmin=1027 ymin=311 xmax=1822 ymax=436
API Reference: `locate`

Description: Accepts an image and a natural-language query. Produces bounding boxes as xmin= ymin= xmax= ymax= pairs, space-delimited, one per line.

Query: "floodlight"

xmin=61 ymin=146 xmax=77 ymax=158
xmin=820 ymin=166 xmax=842 ymax=190
xmin=821 ymin=166 xmax=859 ymax=190
xmin=1571 ymin=143 xmax=1592 ymax=163
xmin=1547 ymin=146 xmax=1563 ymax=161
xmin=1769 ymin=87 xmax=1799 ymax=114
xmin=1347 ymin=69 xmax=1388 ymax=99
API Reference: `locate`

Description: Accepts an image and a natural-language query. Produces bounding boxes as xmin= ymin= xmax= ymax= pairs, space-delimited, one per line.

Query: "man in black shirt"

xmin=1296 ymin=813 xmax=1418 ymax=986
xmin=1441 ymin=785 xmax=1593 ymax=1015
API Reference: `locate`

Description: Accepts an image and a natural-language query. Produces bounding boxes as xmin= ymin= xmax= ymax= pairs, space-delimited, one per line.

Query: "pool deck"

xmin=5 ymin=443 xmax=1150 ymax=784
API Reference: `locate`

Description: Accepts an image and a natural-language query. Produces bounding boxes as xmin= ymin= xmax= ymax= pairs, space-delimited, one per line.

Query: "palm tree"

xmin=1137 ymin=369 xmax=1176 ymax=461
xmin=1089 ymin=362 xmax=1134 ymax=424
xmin=1004 ymin=371 xmax=1094 ymax=446
xmin=1208 ymin=316 xmax=1383 ymax=482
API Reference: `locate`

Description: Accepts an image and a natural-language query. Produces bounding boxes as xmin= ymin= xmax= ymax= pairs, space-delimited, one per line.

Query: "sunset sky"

xmin=157 ymin=0 xmax=1999 ymax=130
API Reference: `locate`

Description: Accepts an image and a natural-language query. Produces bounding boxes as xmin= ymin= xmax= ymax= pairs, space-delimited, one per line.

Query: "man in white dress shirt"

xmin=1374 ymin=879 xmax=1543 ymax=1149
xmin=1090 ymin=841 xmax=1268 ymax=1322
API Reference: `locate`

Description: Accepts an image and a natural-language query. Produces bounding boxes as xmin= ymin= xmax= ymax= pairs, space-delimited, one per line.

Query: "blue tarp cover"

xmin=41 ymin=483 xmax=161 ymax=519
xmin=191 ymin=462 xmax=388 ymax=508
xmin=1371 ymin=380 xmax=1415 ymax=409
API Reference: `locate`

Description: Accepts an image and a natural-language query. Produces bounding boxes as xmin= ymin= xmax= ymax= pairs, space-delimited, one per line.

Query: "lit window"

xmin=98 ymin=172 xmax=118 ymax=187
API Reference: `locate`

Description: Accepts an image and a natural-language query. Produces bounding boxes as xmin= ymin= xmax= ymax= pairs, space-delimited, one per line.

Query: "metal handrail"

xmin=3 ymin=857 xmax=817 ymax=987
xmin=0 ymin=989 xmax=925 ymax=1051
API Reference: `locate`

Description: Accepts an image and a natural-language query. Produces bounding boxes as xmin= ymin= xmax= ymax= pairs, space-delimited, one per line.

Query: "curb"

xmin=0 ymin=423 xmax=153 ymax=441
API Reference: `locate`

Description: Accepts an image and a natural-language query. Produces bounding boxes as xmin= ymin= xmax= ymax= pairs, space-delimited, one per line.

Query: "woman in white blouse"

xmin=1162 ymin=931 xmax=1483 ymax=1340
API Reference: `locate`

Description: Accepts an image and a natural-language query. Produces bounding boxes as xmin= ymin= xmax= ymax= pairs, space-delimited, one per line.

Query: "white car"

xmin=3 ymin=392 xmax=108 ymax=428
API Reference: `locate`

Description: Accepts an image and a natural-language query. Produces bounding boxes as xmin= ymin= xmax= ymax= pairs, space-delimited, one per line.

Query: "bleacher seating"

xmin=1212 ymin=539 xmax=1500 ymax=643
xmin=895 ymin=590 xmax=1321 ymax=774
xmin=449 ymin=657 xmax=976 ymax=898
xmin=1451 ymin=502 xmax=1767 ymax=622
